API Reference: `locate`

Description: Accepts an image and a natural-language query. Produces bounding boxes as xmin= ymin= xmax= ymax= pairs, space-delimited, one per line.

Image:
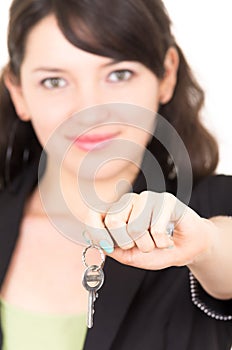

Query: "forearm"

xmin=188 ymin=216 xmax=232 ymax=300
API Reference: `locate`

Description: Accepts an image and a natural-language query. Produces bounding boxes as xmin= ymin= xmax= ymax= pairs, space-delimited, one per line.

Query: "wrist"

xmin=188 ymin=218 xmax=219 ymax=268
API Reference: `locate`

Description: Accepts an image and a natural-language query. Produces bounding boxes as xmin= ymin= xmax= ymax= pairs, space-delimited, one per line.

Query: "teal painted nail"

xmin=99 ymin=240 xmax=114 ymax=254
xmin=167 ymin=245 xmax=174 ymax=249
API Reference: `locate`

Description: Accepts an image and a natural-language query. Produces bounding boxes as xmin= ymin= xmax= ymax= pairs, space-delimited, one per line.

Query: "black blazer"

xmin=0 ymin=163 xmax=232 ymax=350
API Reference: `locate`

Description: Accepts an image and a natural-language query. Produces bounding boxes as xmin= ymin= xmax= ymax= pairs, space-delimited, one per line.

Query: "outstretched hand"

xmin=85 ymin=191 xmax=217 ymax=270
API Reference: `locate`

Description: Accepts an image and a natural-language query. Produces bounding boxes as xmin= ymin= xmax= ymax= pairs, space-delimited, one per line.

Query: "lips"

xmin=70 ymin=132 xmax=120 ymax=151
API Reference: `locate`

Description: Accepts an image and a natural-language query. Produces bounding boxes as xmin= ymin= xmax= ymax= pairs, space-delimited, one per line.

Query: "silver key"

xmin=82 ymin=265 xmax=104 ymax=328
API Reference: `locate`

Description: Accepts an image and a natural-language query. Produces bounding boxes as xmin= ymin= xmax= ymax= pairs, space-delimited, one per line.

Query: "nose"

xmin=73 ymin=84 xmax=110 ymax=126
xmin=76 ymin=104 xmax=110 ymax=127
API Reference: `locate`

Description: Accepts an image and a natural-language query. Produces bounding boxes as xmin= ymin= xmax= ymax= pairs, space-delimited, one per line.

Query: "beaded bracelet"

xmin=189 ymin=272 xmax=232 ymax=321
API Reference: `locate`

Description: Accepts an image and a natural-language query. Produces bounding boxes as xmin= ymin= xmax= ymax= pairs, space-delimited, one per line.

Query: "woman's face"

xmin=7 ymin=15 xmax=178 ymax=181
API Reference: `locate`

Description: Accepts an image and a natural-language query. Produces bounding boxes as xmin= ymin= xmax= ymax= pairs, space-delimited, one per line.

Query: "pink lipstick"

xmin=71 ymin=132 xmax=119 ymax=151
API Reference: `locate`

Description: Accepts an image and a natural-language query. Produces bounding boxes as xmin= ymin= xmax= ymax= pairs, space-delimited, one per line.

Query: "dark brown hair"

xmin=0 ymin=0 xmax=219 ymax=189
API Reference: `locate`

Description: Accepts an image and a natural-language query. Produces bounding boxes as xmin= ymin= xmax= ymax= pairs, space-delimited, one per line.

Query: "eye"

xmin=107 ymin=69 xmax=133 ymax=83
xmin=41 ymin=77 xmax=67 ymax=89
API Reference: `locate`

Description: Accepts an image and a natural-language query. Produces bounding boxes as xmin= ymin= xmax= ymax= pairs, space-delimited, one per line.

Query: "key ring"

xmin=82 ymin=243 xmax=105 ymax=271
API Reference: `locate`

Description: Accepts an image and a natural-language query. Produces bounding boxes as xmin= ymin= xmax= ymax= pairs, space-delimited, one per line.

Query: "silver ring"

xmin=82 ymin=244 xmax=105 ymax=270
xmin=166 ymin=222 xmax=175 ymax=239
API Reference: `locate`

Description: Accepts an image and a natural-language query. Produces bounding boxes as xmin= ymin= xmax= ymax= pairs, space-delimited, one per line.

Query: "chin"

xmin=79 ymin=161 xmax=129 ymax=181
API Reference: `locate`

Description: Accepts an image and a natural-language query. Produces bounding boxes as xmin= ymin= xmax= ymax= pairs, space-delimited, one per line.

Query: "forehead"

xmin=22 ymin=14 xmax=112 ymax=69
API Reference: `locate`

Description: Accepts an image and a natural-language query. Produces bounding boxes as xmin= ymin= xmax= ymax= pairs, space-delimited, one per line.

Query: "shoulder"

xmin=189 ymin=174 xmax=232 ymax=218
xmin=0 ymin=162 xmax=39 ymax=220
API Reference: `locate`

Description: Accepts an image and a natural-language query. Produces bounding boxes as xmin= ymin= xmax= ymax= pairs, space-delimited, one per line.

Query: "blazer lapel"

xmin=83 ymin=257 xmax=146 ymax=350
xmin=0 ymin=164 xmax=38 ymax=287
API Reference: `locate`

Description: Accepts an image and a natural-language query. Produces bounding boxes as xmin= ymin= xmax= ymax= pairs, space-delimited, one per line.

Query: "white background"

xmin=0 ymin=0 xmax=231 ymax=175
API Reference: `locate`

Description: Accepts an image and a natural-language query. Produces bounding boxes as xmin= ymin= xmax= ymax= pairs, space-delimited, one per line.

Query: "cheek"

xmin=141 ymin=91 xmax=160 ymax=114
xmin=21 ymin=83 xmax=76 ymax=146
xmin=122 ymin=108 xmax=157 ymax=146
xmin=22 ymin=96 xmax=61 ymax=146
xmin=124 ymin=128 xmax=153 ymax=151
xmin=124 ymin=77 xmax=160 ymax=112
xmin=22 ymin=96 xmax=74 ymax=147
xmin=30 ymin=117 xmax=55 ymax=147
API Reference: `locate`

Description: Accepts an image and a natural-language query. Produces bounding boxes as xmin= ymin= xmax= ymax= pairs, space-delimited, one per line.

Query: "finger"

xmin=85 ymin=209 xmax=115 ymax=253
xmin=108 ymin=245 xmax=178 ymax=270
xmin=150 ymin=192 xmax=176 ymax=248
xmin=127 ymin=191 xmax=155 ymax=252
xmin=131 ymin=230 xmax=155 ymax=252
xmin=104 ymin=193 xmax=136 ymax=249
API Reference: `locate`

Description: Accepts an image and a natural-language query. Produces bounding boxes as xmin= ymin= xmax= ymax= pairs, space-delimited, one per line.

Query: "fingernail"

xmin=167 ymin=245 xmax=174 ymax=249
xmin=99 ymin=240 xmax=114 ymax=254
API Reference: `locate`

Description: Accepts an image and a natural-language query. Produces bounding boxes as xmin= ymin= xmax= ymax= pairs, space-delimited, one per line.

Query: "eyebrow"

xmin=32 ymin=67 xmax=67 ymax=73
xmin=32 ymin=59 xmax=123 ymax=73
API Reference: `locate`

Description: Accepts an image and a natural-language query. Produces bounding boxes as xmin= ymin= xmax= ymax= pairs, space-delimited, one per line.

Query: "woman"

xmin=0 ymin=0 xmax=231 ymax=349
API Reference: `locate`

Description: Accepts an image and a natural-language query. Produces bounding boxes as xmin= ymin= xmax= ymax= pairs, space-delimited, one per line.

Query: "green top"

xmin=0 ymin=298 xmax=87 ymax=350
